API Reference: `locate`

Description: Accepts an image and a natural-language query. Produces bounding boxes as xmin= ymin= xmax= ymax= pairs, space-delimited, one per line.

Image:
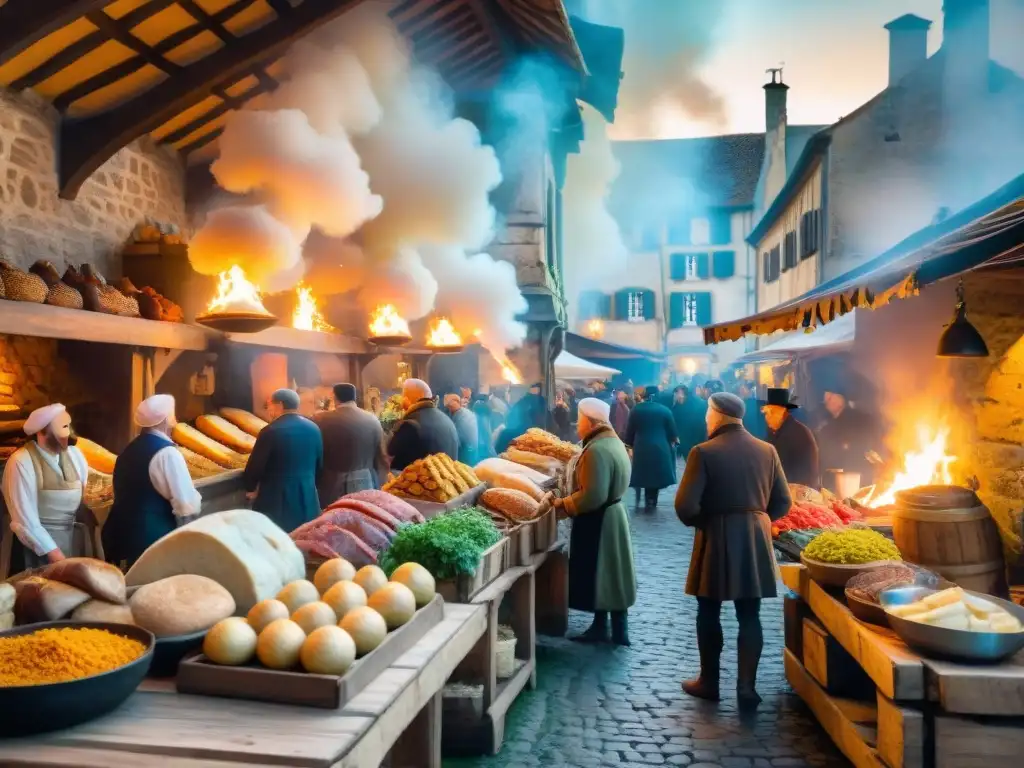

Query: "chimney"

xmin=763 ymin=67 xmax=788 ymax=135
xmin=884 ymin=14 xmax=932 ymax=85
xmin=942 ymin=0 xmax=990 ymax=78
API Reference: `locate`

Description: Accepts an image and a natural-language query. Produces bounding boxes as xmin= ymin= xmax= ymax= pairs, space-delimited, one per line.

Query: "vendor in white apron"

xmin=0 ymin=403 xmax=90 ymax=578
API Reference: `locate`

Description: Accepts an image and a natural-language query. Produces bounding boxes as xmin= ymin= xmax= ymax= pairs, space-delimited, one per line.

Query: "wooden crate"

xmin=530 ymin=508 xmax=557 ymax=553
xmin=176 ymin=595 xmax=444 ymax=708
xmin=436 ymin=538 xmax=509 ymax=603
xmin=802 ymin=617 xmax=877 ymax=699
xmin=507 ymin=524 xmax=532 ymax=567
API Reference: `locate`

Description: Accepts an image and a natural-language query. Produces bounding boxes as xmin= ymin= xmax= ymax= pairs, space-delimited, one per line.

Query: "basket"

xmin=0 ymin=264 xmax=47 ymax=303
xmin=97 ymin=284 xmax=140 ymax=316
xmin=496 ymin=625 xmax=517 ymax=679
xmin=46 ymin=281 xmax=84 ymax=309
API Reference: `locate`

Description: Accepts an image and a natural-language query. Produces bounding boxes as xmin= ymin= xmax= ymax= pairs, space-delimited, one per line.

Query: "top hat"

xmin=759 ymin=387 xmax=799 ymax=409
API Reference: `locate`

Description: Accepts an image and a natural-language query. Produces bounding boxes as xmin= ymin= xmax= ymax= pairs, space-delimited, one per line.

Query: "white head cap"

xmin=577 ymin=397 xmax=610 ymax=423
xmin=24 ymin=404 xmax=67 ymax=436
xmin=403 ymin=378 xmax=432 ymax=400
xmin=135 ymin=394 xmax=176 ymax=428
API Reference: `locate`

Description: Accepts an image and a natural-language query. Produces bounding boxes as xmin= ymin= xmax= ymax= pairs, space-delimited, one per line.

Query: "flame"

xmin=869 ymin=424 xmax=957 ymax=508
xmin=490 ymin=355 xmax=521 ymax=385
xmin=206 ymin=265 xmax=271 ymax=315
xmin=586 ymin=318 xmax=604 ymax=339
xmin=427 ymin=317 xmax=462 ymax=347
xmin=369 ymin=304 xmax=411 ymax=339
xmin=292 ymin=283 xmax=335 ymax=332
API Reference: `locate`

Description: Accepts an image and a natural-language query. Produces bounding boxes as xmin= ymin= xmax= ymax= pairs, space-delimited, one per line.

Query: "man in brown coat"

xmin=674 ymin=392 xmax=792 ymax=708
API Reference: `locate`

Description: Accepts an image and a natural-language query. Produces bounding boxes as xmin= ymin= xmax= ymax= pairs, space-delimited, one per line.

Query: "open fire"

xmin=867 ymin=424 xmax=957 ymax=508
xmin=368 ymin=304 xmax=412 ymax=345
xmin=426 ymin=317 xmax=463 ymax=349
xmin=586 ymin=318 xmax=604 ymax=340
xmin=497 ymin=357 xmax=522 ymax=385
xmin=292 ymin=283 xmax=335 ymax=333
xmin=196 ymin=265 xmax=277 ymax=333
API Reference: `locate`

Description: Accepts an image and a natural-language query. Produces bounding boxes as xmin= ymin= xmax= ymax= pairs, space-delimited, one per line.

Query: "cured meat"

xmin=325 ymin=498 xmax=401 ymax=531
xmin=306 ymin=511 xmax=393 ymax=552
xmin=298 ymin=526 xmax=376 ymax=568
xmin=295 ymin=539 xmax=339 ymax=561
xmin=291 ymin=507 xmax=394 ymax=543
xmin=344 ymin=490 xmax=424 ymax=524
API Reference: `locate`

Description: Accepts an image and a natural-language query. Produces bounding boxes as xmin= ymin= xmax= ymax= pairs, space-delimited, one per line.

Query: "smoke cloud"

xmin=577 ymin=0 xmax=728 ymax=138
xmin=188 ymin=3 xmax=527 ymax=357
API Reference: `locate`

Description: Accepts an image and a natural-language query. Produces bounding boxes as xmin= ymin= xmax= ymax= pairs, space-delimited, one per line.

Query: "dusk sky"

xmin=579 ymin=0 xmax=1024 ymax=140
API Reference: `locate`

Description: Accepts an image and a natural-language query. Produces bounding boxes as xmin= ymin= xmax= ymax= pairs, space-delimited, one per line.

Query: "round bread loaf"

xmin=130 ymin=574 xmax=235 ymax=638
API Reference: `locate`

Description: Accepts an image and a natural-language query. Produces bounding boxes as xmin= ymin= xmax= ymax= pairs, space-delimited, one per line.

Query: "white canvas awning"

xmin=734 ymin=311 xmax=856 ymax=365
xmin=554 ymin=350 xmax=621 ymax=379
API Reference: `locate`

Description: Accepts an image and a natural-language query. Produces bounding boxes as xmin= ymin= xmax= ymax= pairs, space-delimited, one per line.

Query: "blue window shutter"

xmin=695 ymin=292 xmax=713 ymax=326
xmin=579 ymin=290 xmax=611 ymax=319
xmin=710 ymin=212 xmax=731 ymax=245
xmin=696 ymin=252 xmax=710 ymax=279
xmin=613 ymin=290 xmax=630 ymax=320
xmin=642 ymin=289 xmax=657 ymax=320
xmin=599 ymin=293 xmax=611 ymax=318
xmin=669 ymin=253 xmax=686 ymax=280
xmin=712 ymin=251 xmax=735 ymax=279
xmin=668 ymin=293 xmax=684 ymax=329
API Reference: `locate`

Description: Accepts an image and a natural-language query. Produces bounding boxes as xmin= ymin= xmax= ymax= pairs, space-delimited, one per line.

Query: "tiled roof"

xmin=610 ymin=133 xmax=766 ymax=212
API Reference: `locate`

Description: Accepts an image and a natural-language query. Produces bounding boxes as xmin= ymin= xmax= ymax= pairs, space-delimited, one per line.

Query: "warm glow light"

xmin=586 ymin=318 xmax=604 ymax=339
xmin=869 ymin=424 xmax=957 ymax=508
xmin=678 ymin=357 xmax=697 ymax=374
xmin=426 ymin=317 xmax=462 ymax=347
xmin=369 ymin=304 xmax=411 ymax=339
xmin=206 ymin=265 xmax=271 ymax=315
xmin=491 ymin=354 xmax=522 ymax=385
xmin=292 ymin=283 xmax=335 ymax=332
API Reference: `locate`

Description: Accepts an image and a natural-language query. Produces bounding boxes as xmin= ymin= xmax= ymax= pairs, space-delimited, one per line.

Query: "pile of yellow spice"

xmin=0 ymin=627 xmax=145 ymax=687
xmin=803 ymin=528 xmax=902 ymax=565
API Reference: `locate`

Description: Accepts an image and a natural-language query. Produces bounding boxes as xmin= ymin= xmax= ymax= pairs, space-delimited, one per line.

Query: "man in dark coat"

xmin=313 ymin=383 xmax=387 ymax=504
xmin=387 ymin=379 xmax=459 ymax=471
xmin=675 ymin=392 xmax=792 ymax=708
xmin=609 ymin=389 xmax=631 ymax=440
xmin=444 ymin=393 xmax=479 ymax=466
xmin=624 ymin=385 xmax=678 ymax=509
xmin=244 ymin=388 xmax=323 ymax=533
xmin=761 ymin=388 xmax=820 ymax=488
xmin=671 ymin=385 xmax=707 ymax=460
xmin=817 ymin=386 xmax=881 ymax=486
xmin=737 ymin=381 xmax=767 ymax=440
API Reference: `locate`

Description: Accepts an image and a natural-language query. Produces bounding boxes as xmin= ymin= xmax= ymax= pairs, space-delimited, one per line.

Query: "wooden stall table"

xmin=780 ymin=563 xmax=1024 ymax=768
xmin=0 ymin=603 xmax=486 ymax=767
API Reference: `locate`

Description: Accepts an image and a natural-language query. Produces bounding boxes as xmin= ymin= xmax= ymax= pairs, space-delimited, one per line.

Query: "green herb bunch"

xmin=380 ymin=507 xmax=501 ymax=580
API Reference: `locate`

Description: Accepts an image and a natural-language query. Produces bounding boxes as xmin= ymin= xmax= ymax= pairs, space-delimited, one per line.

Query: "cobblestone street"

xmin=445 ymin=491 xmax=847 ymax=768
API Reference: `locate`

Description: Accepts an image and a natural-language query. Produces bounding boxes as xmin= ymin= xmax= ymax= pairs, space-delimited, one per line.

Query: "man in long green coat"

xmin=244 ymin=389 xmax=323 ymax=533
xmin=554 ymin=397 xmax=636 ymax=646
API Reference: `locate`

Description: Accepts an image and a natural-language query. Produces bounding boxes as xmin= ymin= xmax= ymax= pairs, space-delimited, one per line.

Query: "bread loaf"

xmin=42 ymin=557 xmax=126 ymax=603
xmin=125 ymin=510 xmax=305 ymax=613
xmin=196 ymin=414 xmax=257 ymax=454
xmin=481 ymin=488 xmax=541 ymax=522
xmin=172 ymin=423 xmax=246 ymax=469
xmin=14 ymin=577 xmax=91 ymax=623
xmin=176 ymin=446 xmax=224 ymax=479
xmin=130 ymin=574 xmax=235 ymax=637
xmin=72 ymin=599 xmax=135 ymax=624
xmin=218 ymin=408 xmax=268 ymax=437
xmin=0 ymin=583 xmax=14 ymax=614
xmin=76 ymin=437 xmax=117 ymax=474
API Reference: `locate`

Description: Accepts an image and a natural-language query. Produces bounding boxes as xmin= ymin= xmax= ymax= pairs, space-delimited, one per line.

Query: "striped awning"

xmin=0 ymin=0 xmax=585 ymax=199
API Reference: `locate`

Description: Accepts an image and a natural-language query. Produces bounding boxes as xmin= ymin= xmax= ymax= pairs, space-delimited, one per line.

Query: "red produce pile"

xmin=829 ymin=498 xmax=862 ymax=524
xmin=772 ymin=502 xmax=845 ymax=536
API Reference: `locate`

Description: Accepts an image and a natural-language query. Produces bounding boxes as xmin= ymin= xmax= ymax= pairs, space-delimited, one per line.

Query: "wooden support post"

xmin=128 ymin=348 xmax=155 ymax=442
xmin=390 ymin=691 xmax=442 ymax=768
xmin=509 ymin=570 xmax=537 ymax=689
xmin=535 ymin=548 xmax=568 ymax=637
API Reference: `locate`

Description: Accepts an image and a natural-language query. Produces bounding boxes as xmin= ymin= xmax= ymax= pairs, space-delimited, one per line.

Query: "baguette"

xmin=172 ymin=423 xmax=246 ymax=469
xmin=76 ymin=437 xmax=117 ymax=475
xmin=196 ymin=414 xmax=257 ymax=454
xmin=218 ymin=407 xmax=268 ymax=438
xmin=176 ymin=446 xmax=224 ymax=479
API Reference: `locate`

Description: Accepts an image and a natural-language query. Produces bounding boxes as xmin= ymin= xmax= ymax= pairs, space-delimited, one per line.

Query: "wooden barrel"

xmin=892 ymin=485 xmax=1008 ymax=598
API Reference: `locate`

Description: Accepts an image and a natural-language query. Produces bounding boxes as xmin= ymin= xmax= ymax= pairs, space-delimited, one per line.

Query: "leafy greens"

xmin=379 ymin=506 xmax=501 ymax=580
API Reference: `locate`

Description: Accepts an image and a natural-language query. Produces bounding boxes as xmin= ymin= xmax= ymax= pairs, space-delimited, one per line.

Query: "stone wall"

xmin=0 ymin=88 xmax=187 ymax=278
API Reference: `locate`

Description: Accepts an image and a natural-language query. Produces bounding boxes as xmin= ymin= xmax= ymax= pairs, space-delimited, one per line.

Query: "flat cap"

xmin=272 ymin=388 xmax=300 ymax=410
xmin=709 ymin=391 xmax=745 ymax=419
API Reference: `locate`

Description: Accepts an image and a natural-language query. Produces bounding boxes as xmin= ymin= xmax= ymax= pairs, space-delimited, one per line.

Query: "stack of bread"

xmin=171 ymin=408 xmax=266 ymax=474
xmin=382 ymin=454 xmax=481 ymax=503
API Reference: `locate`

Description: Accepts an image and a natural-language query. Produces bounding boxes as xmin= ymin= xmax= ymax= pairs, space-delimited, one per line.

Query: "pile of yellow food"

xmin=172 ymin=419 xmax=250 ymax=472
xmin=76 ymin=437 xmax=116 ymax=475
xmin=509 ymin=428 xmax=579 ymax=463
xmin=383 ymin=454 xmax=481 ymax=502
xmin=203 ymin=558 xmax=435 ymax=675
xmin=0 ymin=627 xmax=146 ymax=687
xmin=887 ymin=587 xmax=1023 ymax=633
xmin=803 ymin=528 xmax=902 ymax=565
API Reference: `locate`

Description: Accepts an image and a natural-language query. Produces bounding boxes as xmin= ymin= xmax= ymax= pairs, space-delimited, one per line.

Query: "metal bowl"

xmin=0 ymin=621 xmax=154 ymax=736
xmin=195 ymin=310 xmax=279 ymax=333
xmin=800 ymin=553 xmax=902 ymax=588
xmin=879 ymin=586 xmax=1024 ymax=663
xmin=844 ymin=590 xmax=889 ymax=626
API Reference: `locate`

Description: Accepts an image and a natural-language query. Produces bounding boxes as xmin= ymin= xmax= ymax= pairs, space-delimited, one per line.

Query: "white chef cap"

xmin=135 ymin=394 xmax=176 ymax=428
xmin=24 ymin=403 xmax=67 ymax=436
xmin=578 ymin=397 xmax=610 ymax=423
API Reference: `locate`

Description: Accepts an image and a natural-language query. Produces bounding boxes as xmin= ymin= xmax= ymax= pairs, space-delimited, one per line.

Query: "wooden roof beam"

xmin=58 ymin=0 xmax=363 ymax=200
xmin=0 ymin=0 xmax=108 ymax=66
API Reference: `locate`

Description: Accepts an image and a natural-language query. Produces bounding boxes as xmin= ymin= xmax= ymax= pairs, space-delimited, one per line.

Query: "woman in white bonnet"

xmin=551 ymin=397 xmax=637 ymax=645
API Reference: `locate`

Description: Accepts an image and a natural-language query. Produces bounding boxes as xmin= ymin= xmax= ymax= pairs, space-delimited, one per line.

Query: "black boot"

xmin=736 ymin=601 xmax=764 ymax=708
xmin=633 ymin=488 xmax=642 ymax=510
xmin=611 ymin=611 xmax=630 ymax=646
xmin=571 ymin=611 xmax=608 ymax=643
xmin=683 ymin=602 xmax=722 ymax=701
